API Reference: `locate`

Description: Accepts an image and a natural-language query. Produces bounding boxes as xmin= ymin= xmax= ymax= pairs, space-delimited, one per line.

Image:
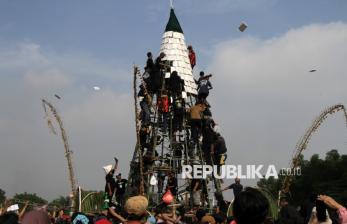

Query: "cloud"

xmin=24 ymin=70 xmax=71 ymax=91
xmin=0 ymin=41 xmax=133 ymax=200
xmin=178 ymin=0 xmax=277 ymax=15
xmin=207 ymin=22 xmax=347 ymax=193
xmin=145 ymin=0 xmax=277 ymax=21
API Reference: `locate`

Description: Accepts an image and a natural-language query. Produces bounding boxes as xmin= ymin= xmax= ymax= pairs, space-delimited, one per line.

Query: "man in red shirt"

xmin=157 ymin=91 xmax=170 ymax=134
xmin=188 ymin=45 xmax=196 ymax=69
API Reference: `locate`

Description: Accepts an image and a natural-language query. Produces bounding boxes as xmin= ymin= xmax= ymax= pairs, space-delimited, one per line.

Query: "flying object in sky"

xmin=309 ymin=69 xmax=317 ymax=72
xmin=54 ymin=94 xmax=61 ymax=99
xmin=93 ymin=86 xmax=101 ymax=91
xmin=239 ymin=22 xmax=248 ymax=32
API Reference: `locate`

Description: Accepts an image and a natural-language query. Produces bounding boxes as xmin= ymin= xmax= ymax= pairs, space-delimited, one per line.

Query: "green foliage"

xmin=75 ymin=190 xmax=104 ymax=213
xmin=49 ymin=196 xmax=70 ymax=209
xmin=257 ymin=149 xmax=347 ymax=207
xmin=13 ymin=192 xmax=47 ymax=205
xmin=258 ymin=188 xmax=279 ymax=220
xmin=257 ymin=176 xmax=283 ymax=199
xmin=0 ymin=188 xmax=6 ymax=206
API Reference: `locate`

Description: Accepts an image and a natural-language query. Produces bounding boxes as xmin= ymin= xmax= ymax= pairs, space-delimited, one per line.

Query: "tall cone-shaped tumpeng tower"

xmin=126 ymin=6 xmax=222 ymax=213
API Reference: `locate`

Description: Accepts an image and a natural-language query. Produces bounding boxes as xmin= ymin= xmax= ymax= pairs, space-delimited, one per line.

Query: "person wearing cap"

xmin=188 ymin=45 xmax=196 ymax=69
xmin=125 ymin=196 xmax=149 ymax=224
xmin=197 ymin=71 xmax=213 ymax=101
xmin=115 ymin=173 xmax=127 ymax=207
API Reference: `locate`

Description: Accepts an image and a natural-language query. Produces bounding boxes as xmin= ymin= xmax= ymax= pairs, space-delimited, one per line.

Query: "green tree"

xmin=0 ymin=188 xmax=6 ymax=206
xmin=257 ymin=149 xmax=347 ymax=206
xmin=49 ymin=196 xmax=69 ymax=209
xmin=13 ymin=192 xmax=47 ymax=206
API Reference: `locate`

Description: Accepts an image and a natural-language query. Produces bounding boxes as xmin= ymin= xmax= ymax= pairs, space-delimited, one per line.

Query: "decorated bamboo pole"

xmin=280 ymin=104 xmax=347 ymax=197
xmin=42 ymin=99 xmax=77 ymax=204
xmin=133 ymin=66 xmax=145 ymax=195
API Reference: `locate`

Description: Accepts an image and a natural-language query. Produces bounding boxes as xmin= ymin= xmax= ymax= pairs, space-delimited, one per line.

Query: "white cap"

xmin=7 ymin=204 xmax=19 ymax=212
xmin=103 ymin=164 xmax=113 ymax=174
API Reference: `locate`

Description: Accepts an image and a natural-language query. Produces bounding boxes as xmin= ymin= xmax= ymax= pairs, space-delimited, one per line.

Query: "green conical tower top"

xmin=165 ymin=8 xmax=183 ymax=33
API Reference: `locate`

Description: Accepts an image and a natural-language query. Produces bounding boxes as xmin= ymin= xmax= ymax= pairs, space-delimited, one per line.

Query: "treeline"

xmin=0 ymin=191 xmax=69 ymax=209
xmin=257 ymin=149 xmax=347 ymax=206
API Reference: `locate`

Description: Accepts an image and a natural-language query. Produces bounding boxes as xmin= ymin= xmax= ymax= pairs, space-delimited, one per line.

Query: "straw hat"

xmin=125 ymin=196 xmax=148 ymax=216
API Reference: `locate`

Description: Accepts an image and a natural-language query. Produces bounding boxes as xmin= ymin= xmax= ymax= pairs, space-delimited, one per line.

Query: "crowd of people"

xmin=1 ymin=187 xmax=347 ymax=224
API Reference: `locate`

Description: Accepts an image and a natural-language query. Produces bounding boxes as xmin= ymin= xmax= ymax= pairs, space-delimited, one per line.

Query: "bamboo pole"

xmin=42 ymin=99 xmax=77 ymax=202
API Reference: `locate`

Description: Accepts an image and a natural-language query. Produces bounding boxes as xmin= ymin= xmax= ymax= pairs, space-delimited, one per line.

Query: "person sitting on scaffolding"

xmin=196 ymin=71 xmax=213 ymax=101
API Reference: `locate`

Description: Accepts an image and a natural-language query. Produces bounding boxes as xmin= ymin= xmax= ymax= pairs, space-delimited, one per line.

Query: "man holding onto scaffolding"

xmin=115 ymin=173 xmax=127 ymax=208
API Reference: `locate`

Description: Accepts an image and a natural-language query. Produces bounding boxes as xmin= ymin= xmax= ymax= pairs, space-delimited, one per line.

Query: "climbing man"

xmin=211 ymin=132 xmax=227 ymax=174
xmin=188 ymin=45 xmax=196 ymax=69
xmin=196 ymin=71 xmax=213 ymax=101
xmin=152 ymin=52 xmax=166 ymax=93
xmin=144 ymin=52 xmax=154 ymax=93
xmin=138 ymin=86 xmax=152 ymax=127
xmin=103 ymin=158 xmax=118 ymax=208
xmin=189 ymin=101 xmax=207 ymax=147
